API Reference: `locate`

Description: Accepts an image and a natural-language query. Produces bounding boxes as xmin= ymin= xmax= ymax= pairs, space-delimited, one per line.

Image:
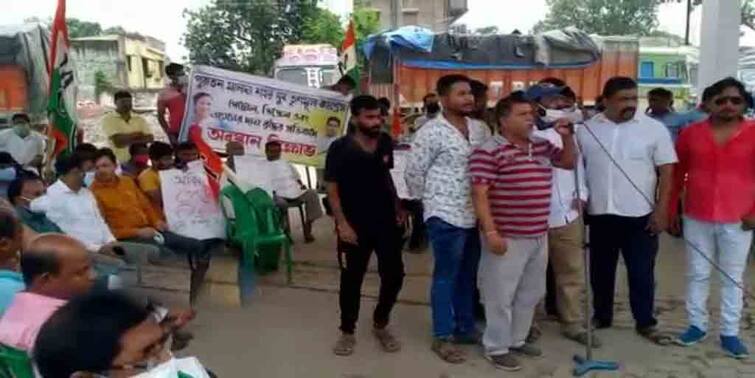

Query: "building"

xmin=638 ymin=37 xmax=700 ymax=108
xmin=362 ymin=0 xmax=468 ymax=32
xmin=71 ymin=34 xmax=167 ymax=103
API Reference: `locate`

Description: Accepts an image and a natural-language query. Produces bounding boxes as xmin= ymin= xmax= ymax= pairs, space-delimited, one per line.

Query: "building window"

xmin=665 ymin=62 xmax=680 ymax=79
xmin=126 ymin=55 xmax=133 ymax=72
xmin=640 ymin=61 xmax=654 ymax=79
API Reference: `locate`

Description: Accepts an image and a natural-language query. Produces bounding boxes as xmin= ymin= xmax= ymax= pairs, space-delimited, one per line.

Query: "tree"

xmin=67 ymin=18 xmax=102 ymax=39
xmin=183 ymin=0 xmax=321 ymax=75
xmin=301 ymin=7 xmax=344 ymax=47
xmin=534 ymin=0 xmax=661 ymax=36
xmin=474 ymin=26 xmax=500 ymax=35
xmin=353 ymin=5 xmax=381 ymax=40
xmin=103 ymin=26 xmax=127 ymax=35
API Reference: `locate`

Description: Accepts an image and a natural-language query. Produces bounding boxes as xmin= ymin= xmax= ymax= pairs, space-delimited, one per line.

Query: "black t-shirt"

xmin=325 ymin=132 xmax=396 ymax=233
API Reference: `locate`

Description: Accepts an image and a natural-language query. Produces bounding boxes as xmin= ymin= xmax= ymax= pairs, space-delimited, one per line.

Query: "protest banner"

xmin=179 ymin=65 xmax=350 ymax=168
xmin=160 ymin=161 xmax=226 ymax=240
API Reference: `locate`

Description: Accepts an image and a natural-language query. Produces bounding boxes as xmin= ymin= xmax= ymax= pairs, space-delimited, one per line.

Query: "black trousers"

xmin=401 ymin=199 xmax=426 ymax=249
xmin=589 ymin=214 xmax=659 ymax=330
xmin=338 ymin=225 xmax=405 ymax=334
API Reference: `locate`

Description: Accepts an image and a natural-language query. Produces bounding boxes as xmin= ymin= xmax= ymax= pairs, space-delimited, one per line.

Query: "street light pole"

xmin=685 ymin=0 xmax=692 ymax=45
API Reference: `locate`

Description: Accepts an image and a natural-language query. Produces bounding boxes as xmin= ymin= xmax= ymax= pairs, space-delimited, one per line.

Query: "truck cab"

xmin=273 ymin=44 xmax=342 ymax=89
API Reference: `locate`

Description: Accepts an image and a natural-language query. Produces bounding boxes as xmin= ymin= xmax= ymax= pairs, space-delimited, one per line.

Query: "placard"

xmin=178 ymin=65 xmax=350 ymax=168
xmin=160 ymin=162 xmax=226 ymax=240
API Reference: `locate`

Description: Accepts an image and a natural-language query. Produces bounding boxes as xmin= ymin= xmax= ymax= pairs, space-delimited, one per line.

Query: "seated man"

xmin=0 ymin=234 xmax=95 ymax=351
xmin=121 ymin=143 xmax=150 ymax=178
xmin=0 ymin=210 xmax=24 ymax=315
xmin=29 ymin=155 xmax=161 ymax=275
xmin=0 ymin=113 xmax=45 ymax=171
xmin=34 ymin=291 xmax=208 ymax=377
xmin=73 ymin=143 xmax=99 ymax=187
xmin=138 ymin=141 xmax=174 ymax=215
xmin=174 ymin=141 xmax=200 ymax=169
xmin=90 ymin=148 xmax=213 ymax=304
xmin=264 ymin=140 xmax=323 ymax=242
xmin=225 ymin=141 xmax=245 ymax=172
xmin=7 ymin=175 xmax=63 ymax=233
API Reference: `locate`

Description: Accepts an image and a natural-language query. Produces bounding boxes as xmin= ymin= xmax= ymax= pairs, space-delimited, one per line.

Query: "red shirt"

xmin=470 ymin=135 xmax=559 ymax=237
xmin=669 ymin=120 xmax=755 ymax=223
xmin=157 ymin=86 xmax=186 ymax=134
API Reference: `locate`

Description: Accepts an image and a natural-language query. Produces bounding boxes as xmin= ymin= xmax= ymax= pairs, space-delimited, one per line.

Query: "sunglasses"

xmin=714 ymin=96 xmax=745 ymax=106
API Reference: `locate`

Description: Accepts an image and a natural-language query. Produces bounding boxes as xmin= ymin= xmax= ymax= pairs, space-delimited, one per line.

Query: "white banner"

xmin=178 ymin=65 xmax=350 ymax=168
xmin=160 ymin=162 xmax=225 ymax=240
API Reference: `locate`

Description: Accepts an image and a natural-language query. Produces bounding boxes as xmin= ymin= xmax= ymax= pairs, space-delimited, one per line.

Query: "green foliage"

xmin=103 ymin=26 xmax=127 ymax=35
xmin=474 ymin=26 xmax=500 ymax=35
xmin=66 ymin=18 xmax=102 ymax=39
xmin=183 ymin=0 xmax=320 ymax=75
xmin=534 ymin=0 xmax=660 ymax=35
xmin=301 ymin=7 xmax=344 ymax=47
xmin=353 ymin=6 xmax=381 ymax=40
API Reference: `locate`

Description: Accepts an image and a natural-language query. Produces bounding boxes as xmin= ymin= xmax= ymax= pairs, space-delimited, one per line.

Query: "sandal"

xmin=563 ymin=330 xmax=602 ymax=348
xmin=373 ymin=327 xmax=401 ymax=353
xmin=637 ymin=326 xmax=674 ymax=346
xmin=333 ymin=334 xmax=356 ymax=356
xmin=432 ymin=338 xmax=466 ymax=364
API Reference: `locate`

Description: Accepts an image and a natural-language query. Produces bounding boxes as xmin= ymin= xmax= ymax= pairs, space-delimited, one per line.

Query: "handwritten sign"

xmin=160 ymin=162 xmax=226 ymax=240
xmin=178 ymin=65 xmax=349 ymax=168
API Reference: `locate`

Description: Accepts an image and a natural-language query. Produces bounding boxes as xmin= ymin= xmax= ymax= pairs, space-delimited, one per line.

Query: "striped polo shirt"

xmin=469 ymin=134 xmax=560 ymax=237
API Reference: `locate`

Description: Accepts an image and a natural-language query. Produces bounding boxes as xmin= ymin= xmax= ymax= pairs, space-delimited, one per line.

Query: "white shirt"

xmin=266 ymin=159 xmax=304 ymax=199
xmin=0 ymin=129 xmax=45 ymax=166
xmin=405 ymin=114 xmax=491 ymax=229
xmin=532 ymin=127 xmax=588 ymax=228
xmin=30 ymin=180 xmax=116 ymax=251
xmin=578 ymin=112 xmax=677 ymax=217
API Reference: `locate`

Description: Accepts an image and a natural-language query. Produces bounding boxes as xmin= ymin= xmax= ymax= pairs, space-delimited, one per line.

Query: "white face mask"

xmin=84 ymin=171 xmax=96 ymax=187
xmin=131 ymin=357 xmax=209 ymax=378
xmin=541 ymin=106 xmax=584 ymax=125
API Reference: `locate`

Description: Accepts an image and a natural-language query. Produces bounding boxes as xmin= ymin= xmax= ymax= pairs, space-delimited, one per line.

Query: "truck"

xmin=273 ymin=44 xmax=342 ymax=89
xmin=0 ymin=23 xmax=51 ymax=129
xmin=364 ymin=29 xmax=639 ymax=108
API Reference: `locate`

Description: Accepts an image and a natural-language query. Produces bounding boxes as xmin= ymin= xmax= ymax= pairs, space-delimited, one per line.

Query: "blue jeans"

xmin=426 ymin=217 xmax=481 ymax=339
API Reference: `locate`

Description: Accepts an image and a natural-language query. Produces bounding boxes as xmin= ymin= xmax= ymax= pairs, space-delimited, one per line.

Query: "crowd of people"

xmin=0 ymin=57 xmax=752 ymax=376
xmin=326 ymin=75 xmax=754 ymax=372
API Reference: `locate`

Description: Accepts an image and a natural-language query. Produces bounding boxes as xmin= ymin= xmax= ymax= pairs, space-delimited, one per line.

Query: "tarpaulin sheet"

xmin=367 ymin=27 xmax=600 ymax=84
xmin=0 ymin=23 xmax=51 ymax=123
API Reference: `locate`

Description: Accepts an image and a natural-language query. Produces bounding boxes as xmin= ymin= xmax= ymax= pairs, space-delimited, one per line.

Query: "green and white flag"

xmin=48 ymin=0 xmax=78 ymax=158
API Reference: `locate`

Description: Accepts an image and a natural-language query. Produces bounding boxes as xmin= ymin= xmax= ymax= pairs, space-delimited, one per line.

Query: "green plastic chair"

xmin=221 ymin=185 xmax=293 ymax=284
xmin=0 ymin=345 xmax=34 ymax=378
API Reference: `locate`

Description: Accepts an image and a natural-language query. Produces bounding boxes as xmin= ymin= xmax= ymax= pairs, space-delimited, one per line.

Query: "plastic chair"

xmin=0 ymin=344 xmax=34 ymax=378
xmin=221 ymin=185 xmax=293 ymax=284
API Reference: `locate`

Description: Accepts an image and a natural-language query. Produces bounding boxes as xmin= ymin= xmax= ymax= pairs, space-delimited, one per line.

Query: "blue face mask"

xmin=0 ymin=167 xmax=16 ymax=181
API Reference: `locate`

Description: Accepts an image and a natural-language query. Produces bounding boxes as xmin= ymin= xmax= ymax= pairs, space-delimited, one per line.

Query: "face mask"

xmin=0 ymin=167 xmax=15 ymax=181
xmin=14 ymin=124 xmax=31 ymax=138
xmin=131 ymin=357 xmax=210 ymax=378
xmin=539 ymin=106 xmax=584 ymax=126
xmin=176 ymin=75 xmax=188 ymax=87
xmin=84 ymin=171 xmax=96 ymax=187
xmin=133 ymin=154 xmax=150 ymax=167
